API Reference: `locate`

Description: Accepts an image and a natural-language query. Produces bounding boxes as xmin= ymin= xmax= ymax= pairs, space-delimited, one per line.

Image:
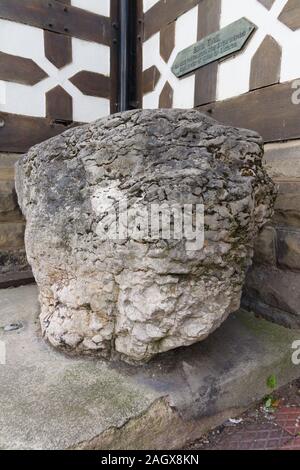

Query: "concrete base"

xmin=0 ymin=285 xmax=300 ymax=450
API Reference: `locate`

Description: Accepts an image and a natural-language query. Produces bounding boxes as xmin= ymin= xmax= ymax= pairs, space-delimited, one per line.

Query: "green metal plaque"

xmin=172 ymin=17 xmax=256 ymax=78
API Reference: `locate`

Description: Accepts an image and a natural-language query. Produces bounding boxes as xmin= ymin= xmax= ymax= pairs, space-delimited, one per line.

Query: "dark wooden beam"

xmin=250 ymin=35 xmax=281 ymax=91
xmin=0 ymin=111 xmax=78 ymax=153
xmin=194 ymin=0 xmax=221 ymax=107
xmin=0 ymin=51 xmax=48 ymax=85
xmin=143 ymin=65 xmax=161 ymax=94
xmin=44 ymin=30 xmax=72 ymax=69
xmin=278 ymin=0 xmax=300 ymax=31
xmin=144 ymin=0 xmax=200 ymax=40
xmin=160 ymin=21 xmax=175 ymax=63
xmin=198 ymin=79 xmax=300 ymax=143
xmin=0 ymin=0 xmax=111 ymax=45
xmin=135 ymin=0 xmax=144 ymax=109
xmin=159 ymin=81 xmax=173 ymax=108
xmin=257 ymin=0 xmax=275 ymax=9
xmin=70 ymin=71 xmax=110 ymax=99
xmin=0 ymin=270 xmax=35 ymax=289
xmin=46 ymin=86 xmax=73 ymax=122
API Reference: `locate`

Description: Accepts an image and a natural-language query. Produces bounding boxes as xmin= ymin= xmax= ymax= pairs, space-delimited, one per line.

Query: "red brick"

xmin=275 ymin=407 xmax=300 ymax=436
xmin=212 ymin=423 xmax=291 ymax=450
xmin=280 ymin=436 xmax=300 ymax=450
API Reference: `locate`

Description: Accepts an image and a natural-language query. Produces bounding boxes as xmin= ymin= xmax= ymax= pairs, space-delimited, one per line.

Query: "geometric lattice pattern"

xmin=143 ymin=0 xmax=300 ymax=108
xmin=143 ymin=3 xmax=198 ymax=109
xmin=0 ymin=0 xmax=111 ymax=123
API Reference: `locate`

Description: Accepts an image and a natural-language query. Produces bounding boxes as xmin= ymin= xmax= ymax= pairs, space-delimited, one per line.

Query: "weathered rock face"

xmin=15 ymin=109 xmax=276 ymax=363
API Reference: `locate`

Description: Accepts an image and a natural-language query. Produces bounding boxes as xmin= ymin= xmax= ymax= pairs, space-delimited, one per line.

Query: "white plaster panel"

xmin=217 ymin=0 xmax=300 ymax=101
xmin=1 ymin=82 xmax=46 ymax=117
xmin=62 ymin=78 xmax=110 ymax=122
xmin=175 ymin=5 xmax=198 ymax=50
xmin=72 ymin=38 xmax=110 ymax=76
xmin=0 ymin=18 xmax=111 ymax=121
xmin=0 ymin=19 xmax=44 ymax=60
xmin=71 ymin=0 xmax=110 ymax=17
xmin=72 ymin=93 xmax=110 ymax=123
xmin=143 ymin=6 xmax=198 ymax=109
xmin=142 ymin=0 xmax=298 ymax=107
xmin=143 ymin=33 xmax=160 ymax=71
xmin=172 ymin=6 xmax=198 ymax=108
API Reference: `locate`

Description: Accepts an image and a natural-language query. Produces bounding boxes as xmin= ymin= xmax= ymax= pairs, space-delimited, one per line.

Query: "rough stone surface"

xmin=15 ymin=109 xmax=276 ymax=363
xmin=1 ymin=285 xmax=300 ymax=450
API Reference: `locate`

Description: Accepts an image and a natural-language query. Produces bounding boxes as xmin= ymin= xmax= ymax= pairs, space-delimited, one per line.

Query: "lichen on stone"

xmin=15 ymin=109 xmax=276 ymax=363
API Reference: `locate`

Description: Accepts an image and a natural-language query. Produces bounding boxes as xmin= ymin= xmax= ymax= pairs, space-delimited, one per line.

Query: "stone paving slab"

xmin=1 ymin=284 xmax=300 ymax=450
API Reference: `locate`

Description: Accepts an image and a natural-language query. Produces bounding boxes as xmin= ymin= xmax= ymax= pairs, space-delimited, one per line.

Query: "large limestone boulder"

xmin=15 ymin=109 xmax=276 ymax=363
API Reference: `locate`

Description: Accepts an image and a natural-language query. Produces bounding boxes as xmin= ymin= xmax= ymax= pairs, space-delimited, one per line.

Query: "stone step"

xmin=0 ymin=270 xmax=34 ymax=289
xmin=0 ymin=222 xmax=25 ymax=250
xmin=0 ymin=248 xmax=29 ymax=276
xmin=0 ymin=285 xmax=299 ymax=450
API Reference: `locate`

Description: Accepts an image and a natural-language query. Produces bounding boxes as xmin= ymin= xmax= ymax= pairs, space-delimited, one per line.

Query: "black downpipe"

xmin=118 ymin=0 xmax=140 ymax=112
xmin=119 ymin=0 xmax=130 ymax=112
